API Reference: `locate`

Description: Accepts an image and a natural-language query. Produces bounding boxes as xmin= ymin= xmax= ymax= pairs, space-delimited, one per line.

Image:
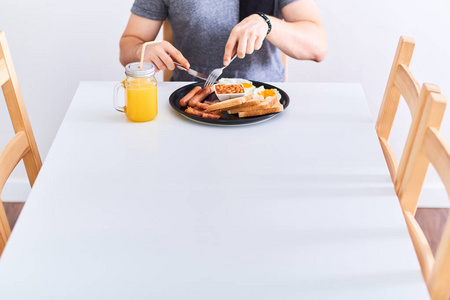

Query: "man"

xmin=120 ymin=0 xmax=327 ymax=82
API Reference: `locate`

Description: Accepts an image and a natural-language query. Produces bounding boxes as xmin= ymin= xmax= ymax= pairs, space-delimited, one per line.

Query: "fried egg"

xmin=253 ymin=86 xmax=282 ymax=101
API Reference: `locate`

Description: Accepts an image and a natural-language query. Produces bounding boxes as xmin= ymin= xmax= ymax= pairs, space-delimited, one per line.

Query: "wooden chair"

xmin=162 ymin=20 xmax=174 ymax=82
xmin=161 ymin=20 xmax=288 ymax=82
xmin=0 ymin=31 xmax=42 ymax=256
xmin=376 ymin=36 xmax=441 ymax=193
xmin=395 ymin=87 xmax=449 ymax=300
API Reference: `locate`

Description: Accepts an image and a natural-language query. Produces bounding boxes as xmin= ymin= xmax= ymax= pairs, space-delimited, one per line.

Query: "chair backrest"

xmin=162 ymin=20 xmax=174 ymax=82
xmin=0 ymin=31 xmax=42 ymax=255
xmin=162 ymin=20 xmax=288 ymax=82
xmin=376 ymin=36 xmax=441 ymax=192
xmin=397 ymin=89 xmax=449 ymax=300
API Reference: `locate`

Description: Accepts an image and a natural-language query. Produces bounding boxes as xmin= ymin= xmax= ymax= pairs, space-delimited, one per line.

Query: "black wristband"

xmin=256 ymin=12 xmax=272 ymax=35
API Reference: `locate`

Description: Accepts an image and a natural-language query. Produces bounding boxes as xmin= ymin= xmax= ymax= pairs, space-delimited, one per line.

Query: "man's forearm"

xmin=119 ymin=36 xmax=145 ymax=66
xmin=266 ymin=17 xmax=327 ymax=62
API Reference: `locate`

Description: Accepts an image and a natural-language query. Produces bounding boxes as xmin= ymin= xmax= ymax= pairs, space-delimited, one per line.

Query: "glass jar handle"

xmin=113 ymin=81 xmax=125 ymax=113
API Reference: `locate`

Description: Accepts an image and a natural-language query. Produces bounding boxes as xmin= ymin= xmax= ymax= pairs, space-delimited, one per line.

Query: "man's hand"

xmin=223 ymin=14 xmax=268 ymax=66
xmin=223 ymin=0 xmax=328 ymax=66
xmin=138 ymin=40 xmax=190 ymax=72
xmin=120 ymin=14 xmax=190 ymax=72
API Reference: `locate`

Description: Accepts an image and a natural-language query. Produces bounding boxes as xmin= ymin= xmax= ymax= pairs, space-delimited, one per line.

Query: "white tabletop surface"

xmin=0 ymin=82 xmax=429 ymax=299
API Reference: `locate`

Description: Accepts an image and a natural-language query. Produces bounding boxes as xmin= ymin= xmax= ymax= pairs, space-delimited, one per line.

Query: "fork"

xmin=204 ymin=54 xmax=237 ymax=87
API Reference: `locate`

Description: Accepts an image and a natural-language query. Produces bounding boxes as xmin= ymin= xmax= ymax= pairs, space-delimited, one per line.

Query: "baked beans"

xmin=215 ymin=84 xmax=244 ymax=94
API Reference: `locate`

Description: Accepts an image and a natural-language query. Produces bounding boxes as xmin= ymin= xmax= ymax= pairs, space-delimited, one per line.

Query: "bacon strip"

xmin=185 ymin=106 xmax=204 ymax=117
xmin=196 ymin=102 xmax=210 ymax=110
xmin=185 ymin=105 xmax=223 ymax=119
xmin=202 ymin=112 xmax=221 ymax=119
xmin=179 ymin=86 xmax=202 ymax=107
xmin=196 ymin=99 xmax=221 ymax=110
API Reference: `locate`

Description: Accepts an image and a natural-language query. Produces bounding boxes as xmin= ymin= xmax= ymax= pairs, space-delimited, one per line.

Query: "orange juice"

xmin=114 ymin=62 xmax=157 ymax=122
xmin=125 ymin=80 xmax=157 ymax=122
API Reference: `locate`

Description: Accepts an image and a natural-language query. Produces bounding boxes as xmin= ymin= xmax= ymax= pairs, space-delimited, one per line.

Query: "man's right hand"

xmin=120 ymin=14 xmax=190 ymax=72
xmin=138 ymin=40 xmax=190 ymax=72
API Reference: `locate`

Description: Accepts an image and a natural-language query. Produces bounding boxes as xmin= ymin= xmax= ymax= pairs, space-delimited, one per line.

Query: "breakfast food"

xmin=219 ymin=78 xmax=256 ymax=94
xmin=227 ymin=96 xmax=276 ymax=114
xmin=188 ymin=86 xmax=214 ymax=107
xmin=185 ymin=105 xmax=222 ymax=119
xmin=215 ymin=83 xmax=244 ymax=94
xmin=227 ymin=96 xmax=283 ymax=118
xmin=225 ymin=95 xmax=264 ymax=111
xmin=180 ymin=87 xmax=223 ymax=119
xmin=238 ymin=100 xmax=284 ymax=118
xmin=179 ymin=79 xmax=284 ymax=121
xmin=179 ymin=86 xmax=202 ymax=107
xmin=206 ymin=94 xmax=253 ymax=112
xmin=185 ymin=106 xmax=203 ymax=117
xmin=196 ymin=99 xmax=220 ymax=110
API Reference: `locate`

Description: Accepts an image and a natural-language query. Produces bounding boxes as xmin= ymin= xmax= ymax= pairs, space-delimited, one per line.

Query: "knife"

xmin=173 ymin=62 xmax=211 ymax=82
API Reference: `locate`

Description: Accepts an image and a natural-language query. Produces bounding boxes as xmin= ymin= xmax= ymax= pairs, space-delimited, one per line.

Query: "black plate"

xmin=169 ymin=81 xmax=290 ymax=126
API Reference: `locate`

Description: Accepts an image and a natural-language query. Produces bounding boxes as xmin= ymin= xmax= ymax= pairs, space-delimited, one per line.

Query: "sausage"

xmin=188 ymin=86 xmax=214 ymax=107
xmin=179 ymin=86 xmax=202 ymax=107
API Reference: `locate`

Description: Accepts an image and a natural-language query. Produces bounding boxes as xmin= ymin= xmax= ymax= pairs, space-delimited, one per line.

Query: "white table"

xmin=0 ymin=82 xmax=429 ymax=299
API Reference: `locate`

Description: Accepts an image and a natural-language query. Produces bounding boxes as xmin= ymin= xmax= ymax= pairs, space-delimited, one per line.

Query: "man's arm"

xmin=119 ymin=14 xmax=190 ymax=71
xmin=223 ymin=0 xmax=327 ymax=65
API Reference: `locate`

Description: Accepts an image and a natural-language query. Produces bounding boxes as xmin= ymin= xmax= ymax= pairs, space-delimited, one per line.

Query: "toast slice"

xmin=238 ymin=100 xmax=284 ymax=118
xmin=224 ymin=95 xmax=264 ymax=112
xmin=206 ymin=94 xmax=253 ymax=112
xmin=228 ymin=96 xmax=278 ymax=114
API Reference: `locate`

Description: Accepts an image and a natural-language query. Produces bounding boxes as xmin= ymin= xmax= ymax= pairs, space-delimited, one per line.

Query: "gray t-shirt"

xmin=131 ymin=0 xmax=297 ymax=82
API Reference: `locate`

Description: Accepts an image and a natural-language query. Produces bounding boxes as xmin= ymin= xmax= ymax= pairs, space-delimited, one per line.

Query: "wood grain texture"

xmin=395 ymin=83 xmax=441 ymax=193
xmin=0 ymin=202 xmax=9 ymax=253
xmin=399 ymin=92 xmax=447 ymax=215
xmin=423 ymin=129 xmax=450 ymax=300
xmin=376 ymin=36 xmax=415 ymax=140
xmin=162 ymin=20 xmax=174 ymax=82
xmin=397 ymin=89 xmax=450 ymax=299
xmin=0 ymin=58 xmax=9 ymax=86
xmin=0 ymin=31 xmax=42 ymax=186
xmin=416 ymin=208 xmax=450 ymax=300
xmin=0 ymin=132 xmax=30 ymax=195
xmin=405 ymin=211 xmax=435 ymax=282
xmin=375 ymin=38 xmax=444 ymax=198
xmin=376 ymin=36 xmax=419 ymax=186
xmin=378 ymin=136 xmax=399 ymax=181
xmin=0 ymin=31 xmax=42 ymax=255
xmin=394 ymin=63 xmax=421 ymax=116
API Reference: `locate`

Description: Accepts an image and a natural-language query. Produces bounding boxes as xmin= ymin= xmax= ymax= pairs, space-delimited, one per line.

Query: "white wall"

xmin=0 ymin=0 xmax=136 ymax=200
xmin=1 ymin=0 xmax=449 ymax=206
